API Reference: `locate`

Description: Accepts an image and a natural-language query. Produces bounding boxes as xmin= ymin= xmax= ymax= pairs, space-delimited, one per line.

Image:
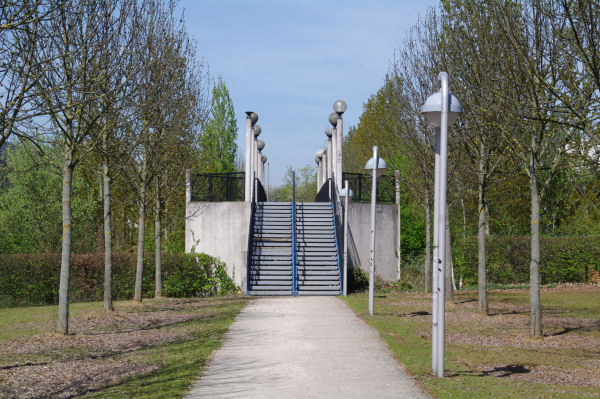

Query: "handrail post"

xmin=292 ymin=171 xmax=297 ymax=296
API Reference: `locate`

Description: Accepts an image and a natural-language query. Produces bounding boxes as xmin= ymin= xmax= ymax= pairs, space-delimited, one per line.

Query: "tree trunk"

xmin=445 ymin=205 xmax=454 ymax=301
xmin=134 ymin=183 xmax=146 ymax=302
xmin=102 ymin=151 xmax=113 ymax=311
xmin=154 ymin=192 xmax=162 ymax=298
xmin=57 ymin=150 xmax=74 ymax=335
xmin=529 ymin=168 xmax=543 ymax=337
xmin=478 ymin=156 xmax=489 ymax=315
xmin=395 ymin=170 xmax=401 ymax=280
xmin=424 ymin=187 xmax=432 ymax=292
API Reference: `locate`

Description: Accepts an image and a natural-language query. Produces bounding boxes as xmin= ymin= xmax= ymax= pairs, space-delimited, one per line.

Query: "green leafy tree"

xmin=198 ymin=78 xmax=238 ymax=173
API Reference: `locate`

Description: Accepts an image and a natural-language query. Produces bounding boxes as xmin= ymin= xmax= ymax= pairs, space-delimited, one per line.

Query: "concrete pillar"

xmin=315 ymin=155 xmax=322 ymax=192
xmin=336 ymin=116 xmax=343 ymax=191
xmin=322 ymin=151 xmax=328 ymax=186
xmin=327 ymin=138 xmax=332 ymax=180
xmin=258 ymin=153 xmax=264 ymax=184
xmin=244 ymin=113 xmax=252 ymax=201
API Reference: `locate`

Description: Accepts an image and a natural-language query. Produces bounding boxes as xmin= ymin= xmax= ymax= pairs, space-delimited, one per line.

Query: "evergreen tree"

xmin=199 ymin=78 xmax=238 ymax=173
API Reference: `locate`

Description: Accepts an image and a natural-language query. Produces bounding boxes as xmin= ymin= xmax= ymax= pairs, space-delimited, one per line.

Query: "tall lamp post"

xmin=365 ymin=146 xmax=387 ymax=315
xmin=257 ymin=140 xmax=265 ymax=184
xmin=328 ymin=113 xmax=338 ymax=185
xmin=338 ymin=182 xmax=353 ymax=297
xmin=421 ymin=72 xmax=462 ymax=378
xmin=244 ymin=112 xmax=258 ymax=201
xmin=333 ymin=100 xmax=347 ymax=191
xmin=251 ymin=124 xmax=261 ymax=202
xmin=316 ymin=149 xmax=325 ymax=189
xmin=325 ymin=127 xmax=333 ymax=181
xmin=315 ymin=154 xmax=322 ymax=192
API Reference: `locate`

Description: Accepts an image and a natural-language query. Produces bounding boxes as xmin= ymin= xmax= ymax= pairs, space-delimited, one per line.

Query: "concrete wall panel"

xmin=346 ymin=202 xmax=399 ymax=281
xmin=185 ymin=202 xmax=251 ymax=290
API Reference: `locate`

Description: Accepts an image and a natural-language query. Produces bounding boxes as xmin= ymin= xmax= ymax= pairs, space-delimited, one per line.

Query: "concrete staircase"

xmin=296 ymin=202 xmax=341 ymax=295
xmin=248 ymin=202 xmax=293 ymax=295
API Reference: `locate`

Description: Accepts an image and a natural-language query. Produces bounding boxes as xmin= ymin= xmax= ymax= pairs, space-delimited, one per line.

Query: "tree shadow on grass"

xmin=447 ymin=364 xmax=531 ymax=378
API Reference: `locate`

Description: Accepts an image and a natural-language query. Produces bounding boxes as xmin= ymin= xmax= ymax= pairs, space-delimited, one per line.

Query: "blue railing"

xmin=246 ymin=173 xmax=257 ymax=295
xmin=291 ymin=171 xmax=298 ymax=295
xmin=331 ymin=190 xmax=343 ymax=295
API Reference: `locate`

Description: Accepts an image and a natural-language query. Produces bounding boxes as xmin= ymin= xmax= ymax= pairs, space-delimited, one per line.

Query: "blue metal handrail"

xmin=246 ymin=173 xmax=257 ymax=295
xmin=292 ymin=171 xmax=298 ymax=296
xmin=330 ymin=180 xmax=343 ymax=295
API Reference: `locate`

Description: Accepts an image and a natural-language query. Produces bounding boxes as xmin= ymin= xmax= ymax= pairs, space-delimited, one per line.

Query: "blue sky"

xmin=180 ymin=0 xmax=438 ymax=185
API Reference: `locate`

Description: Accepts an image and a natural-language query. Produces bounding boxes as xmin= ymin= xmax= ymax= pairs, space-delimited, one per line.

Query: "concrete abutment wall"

xmin=185 ymin=201 xmax=400 ymax=293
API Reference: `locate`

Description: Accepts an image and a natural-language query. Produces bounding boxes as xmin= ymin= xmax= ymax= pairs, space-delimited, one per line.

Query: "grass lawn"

xmin=0 ymin=296 xmax=249 ymax=398
xmin=343 ymin=285 xmax=600 ymax=399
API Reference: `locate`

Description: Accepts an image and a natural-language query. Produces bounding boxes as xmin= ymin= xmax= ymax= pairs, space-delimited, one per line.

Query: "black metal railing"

xmin=341 ymin=172 xmax=396 ymax=203
xmin=190 ymin=172 xmax=244 ymax=202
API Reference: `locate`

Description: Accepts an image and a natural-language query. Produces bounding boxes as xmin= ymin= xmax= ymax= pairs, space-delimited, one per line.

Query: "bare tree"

xmin=497 ymin=0 xmax=579 ymax=336
xmin=34 ymin=0 xmax=116 ymax=334
xmin=0 ymin=0 xmax=52 ymax=147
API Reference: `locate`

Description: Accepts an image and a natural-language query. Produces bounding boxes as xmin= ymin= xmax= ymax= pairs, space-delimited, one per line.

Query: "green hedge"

xmin=0 ymin=252 xmax=238 ymax=306
xmin=454 ymin=235 xmax=600 ymax=286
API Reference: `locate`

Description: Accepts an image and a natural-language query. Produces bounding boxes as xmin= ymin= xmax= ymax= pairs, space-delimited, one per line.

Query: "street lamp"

xmin=252 ymin=125 xmax=261 ymax=202
xmin=332 ymin=100 xmax=347 ymax=190
xmin=365 ymin=146 xmax=387 ymax=315
xmin=257 ymin=140 xmax=265 ymax=184
xmin=245 ymin=112 xmax=258 ymax=201
xmin=316 ymin=149 xmax=325 ymax=189
xmin=421 ymin=72 xmax=462 ymax=378
xmin=325 ymin=127 xmax=333 ymax=181
xmin=328 ymin=112 xmax=338 ymax=188
xmin=338 ymin=181 xmax=353 ymax=297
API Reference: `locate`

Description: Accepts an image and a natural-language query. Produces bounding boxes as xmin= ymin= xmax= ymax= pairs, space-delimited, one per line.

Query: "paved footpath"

xmin=185 ymin=296 xmax=430 ymax=399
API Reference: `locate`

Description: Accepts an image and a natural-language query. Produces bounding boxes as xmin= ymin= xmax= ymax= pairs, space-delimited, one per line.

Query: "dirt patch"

xmin=467 ymin=362 xmax=600 ymax=389
xmin=0 ymin=297 xmax=237 ymax=397
xmin=0 ymin=358 xmax=156 ymax=399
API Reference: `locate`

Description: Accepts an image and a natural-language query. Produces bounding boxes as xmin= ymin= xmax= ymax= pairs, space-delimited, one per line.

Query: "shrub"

xmin=453 ymin=235 xmax=600 ymax=286
xmin=0 ymin=252 xmax=238 ymax=306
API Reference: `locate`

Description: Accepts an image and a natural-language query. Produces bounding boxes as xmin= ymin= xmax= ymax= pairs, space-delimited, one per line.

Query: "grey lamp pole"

xmin=365 ymin=146 xmax=387 ymax=315
xmin=252 ymin=125 xmax=261 ymax=201
xmin=421 ymin=72 xmax=462 ymax=378
xmin=245 ymin=112 xmax=258 ymax=201
xmin=325 ymin=127 xmax=333 ymax=181
xmin=315 ymin=154 xmax=322 ymax=193
xmin=261 ymin=155 xmax=267 ymax=186
xmin=266 ymin=161 xmax=269 ymax=200
xmin=339 ymin=181 xmax=353 ymax=297
xmin=333 ymin=100 xmax=347 ymax=191
xmin=329 ymin=112 xmax=338 ymax=186
xmin=316 ymin=150 xmax=324 ymax=189
xmin=257 ymin=140 xmax=265 ymax=184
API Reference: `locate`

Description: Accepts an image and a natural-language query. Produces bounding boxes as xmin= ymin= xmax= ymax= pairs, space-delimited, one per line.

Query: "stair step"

xmin=298 ymin=279 xmax=340 ymax=285
xmin=249 ymin=273 xmax=292 ymax=279
xmin=297 ymin=275 xmax=339 ymax=281
xmin=248 ymin=284 xmax=292 ymax=290
xmin=253 ymin=242 xmax=290 ymax=247
xmin=297 ymin=290 xmax=340 ymax=296
xmin=249 ymin=290 xmax=293 ymax=296
xmin=249 ymin=280 xmax=292 ymax=286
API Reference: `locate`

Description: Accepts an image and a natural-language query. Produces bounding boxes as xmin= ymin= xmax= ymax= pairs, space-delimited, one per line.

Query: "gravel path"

xmin=185 ymin=296 xmax=430 ymax=399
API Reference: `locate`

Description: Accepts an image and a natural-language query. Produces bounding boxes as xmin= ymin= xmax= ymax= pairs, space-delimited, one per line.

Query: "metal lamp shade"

xmin=257 ymin=140 xmax=265 ymax=151
xmin=365 ymin=156 xmax=387 ymax=177
xmin=333 ymin=99 xmax=347 ymax=114
xmin=421 ymin=90 xmax=463 ymax=127
xmin=253 ymin=124 xmax=262 ymax=137
xmin=338 ymin=187 xmax=354 ymax=198
xmin=328 ymin=112 xmax=338 ymax=126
